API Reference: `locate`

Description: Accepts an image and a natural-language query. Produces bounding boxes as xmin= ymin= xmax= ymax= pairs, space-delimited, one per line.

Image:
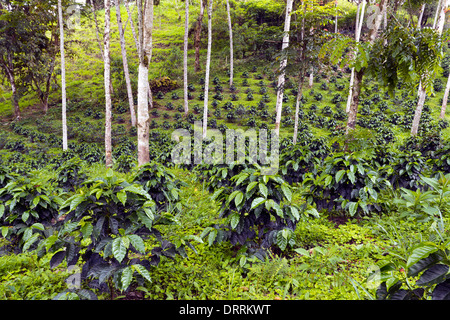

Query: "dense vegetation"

xmin=1 ymin=0 xmax=450 ymax=301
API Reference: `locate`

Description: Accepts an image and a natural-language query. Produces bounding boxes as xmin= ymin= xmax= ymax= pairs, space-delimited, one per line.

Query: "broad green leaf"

xmin=121 ymin=267 xmax=133 ymax=291
xmin=32 ymin=196 xmax=40 ymax=208
xmin=207 ymin=229 xmax=217 ymax=246
xmin=1 ymin=226 xmax=9 ymax=238
xmin=246 ymin=181 xmax=258 ymax=193
xmin=23 ymin=233 xmax=39 ymax=252
xmin=348 ymin=202 xmax=358 ymax=216
xmin=117 ymin=191 xmax=127 ymax=206
xmin=0 ymin=204 xmax=4 ymax=219
xmin=259 ymin=183 xmax=268 ymax=198
xmin=335 ymin=170 xmax=346 ymax=183
xmin=112 ymin=237 xmax=127 ymax=263
xmin=227 ymin=190 xmax=240 ymax=205
xmin=416 ymin=264 xmax=449 ymax=287
xmin=280 ymin=184 xmax=292 ymax=202
xmin=230 ymin=213 xmax=240 ymax=229
xmin=347 ymin=171 xmax=356 ymax=184
xmin=128 ymin=234 xmax=146 ymax=254
xmin=234 ymin=191 xmax=244 ymax=207
xmin=407 ymin=244 xmax=439 ymax=270
xmin=133 ymin=264 xmax=151 ymax=283
xmin=31 ymin=223 xmax=45 ymax=231
xmin=211 ymin=188 xmax=224 ymax=201
xmin=251 ymin=197 xmax=266 ymax=209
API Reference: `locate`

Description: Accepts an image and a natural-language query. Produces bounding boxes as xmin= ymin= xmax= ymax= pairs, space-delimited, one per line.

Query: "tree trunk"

xmin=293 ymin=71 xmax=305 ymax=145
xmin=124 ymin=0 xmax=140 ymax=51
xmin=58 ymin=0 xmax=67 ymax=150
xmin=226 ymin=0 xmax=234 ymax=87
xmin=346 ymin=68 xmax=364 ymax=133
xmin=194 ymin=0 xmax=205 ymax=73
xmin=202 ymin=0 xmax=213 ymax=139
xmin=345 ymin=0 xmax=386 ymax=135
xmin=274 ymin=0 xmax=294 ymax=136
xmin=90 ymin=0 xmax=114 ymax=95
xmin=346 ymin=0 xmax=365 ymax=113
xmin=183 ymin=0 xmax=189 ymax=116
xmin=137 ymin=0 xmax=154 ymax=166
xmin=441 ymin=72 xmax=450 ymax=119
xmin=417 ymin=3 xmax=425 ymax=30
xmin=412 ymin=0 xmax=446 ymax=135
xmin=115 ymin=0 xmax=136 ymax=127
xmin=104 ymin=0 xmax=113 ymax=167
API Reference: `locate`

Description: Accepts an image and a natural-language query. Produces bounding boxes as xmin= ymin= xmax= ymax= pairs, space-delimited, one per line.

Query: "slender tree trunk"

xmin=345 ymin=68 xmax=364 ymax=133
xmin=274 ymin=0 xmax=294 ymax=135
xmin=115 ymin=0 xmax=136 ymax=127
xmin=346 ymin=0 xmax=365 ymax=113
xmin=183 ymin=0 xmax=189 ymax=116
xmin=104 ymin=0 xmax=113 ymax=167
xmin=202 ymin=0 xmax=213 ymax=139
xmin=293 ymin=71 xmax=305 ymax=145
xmin=124 ymin=0 xmax=140 ymax=51
xmin=309 ymin=67 xmax=313 ymax=88
xmin=194 ymin=0 xmax=205 ymax=73
xmin=417 ymin=3 xmax=425 ymax=30
xmin=4 ymin=55 xmax=20 ymax=121
xmin=90 ymin=0 xmax=114 ymax=95
xmin=412 ymin=0 xmax=446 ymax=135
xmin=226 ymin=0 xmax=234 ymax=86
xmin=58 ymin=0 xmax=68 ymax=150
xmin=345 ymin=0 xmax=386 ymax=135
xmin=441 ymin=72 xmax=450 ymax=119
xmin=137 ymin=0 xmax=154 ymax=166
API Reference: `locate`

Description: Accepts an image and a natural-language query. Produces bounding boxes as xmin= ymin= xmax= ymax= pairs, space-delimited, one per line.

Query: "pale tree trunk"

xmin=202 ymin=0 xmax=213 ymax=139
xmin=417 ymin=3 xmax=425 ymax=30
xmin=274 ymin=0 xmax=294 ymax=136
xmin=412 ymin=0 xmax=446 ymax=135
xmin=104 ymin=0 xmax=113 ymax=167
xmin=115 ymin=0 xmax=136 ymax=127
xmin=441 ymin=72 xmax=450 ymax=118
xmin=90 ymin=0 xmax=114 ymax=96
xmin=226 ymin=0 xmax=234 ymax=86
xmin=309 ymin=68 xmax=313 ymax=87
xmin=334 ymin=0 xmax=338 ymax=34
xmin=137 ymin=0 xmax=154 ymax=166
xmin=183 ymin=0 xmax=189 ymax=116
xmin=346 ymin=0 xmax=366 ymax=113
xmin=4 ymin=53 xmax=21 ymax=121
xmin=293 ymin=1 xmax=306 ymax=145
xmin=124 ymin=0 xmax=139 ymax=51
xmin=194 ymin=0 xmax=205 ymax=73
xmin=346 ymin=0 xmax=386 ymax=134
xmin=58 ymin=0 xmax=68 ymax=150
xmin=293 ymin=71 xmax=305 ymax=145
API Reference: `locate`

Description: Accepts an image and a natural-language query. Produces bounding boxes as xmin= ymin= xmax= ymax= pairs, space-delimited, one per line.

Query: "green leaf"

xmin=335 ymin=170 xmax=346 ymax=183
xmin=1 ymin=226 xmax=9 ymax=238
xmin=128 ymin=234 xmax=146 ymax=254
xmin=416 ymin=264 xmax=450 ymax=287
xmin=348 ymin=202 xmax=358 ymax=216
xmin=133 ymin=264 xmax=151 ymax=283
xmin=32 ymin=196 xmax=40 ymax=208
xmin=407 ymin=244 xmax=439 ymax=271
xmin=246 ymin=181 xmax=258 ymax=193
xmin=117 ymin=191 xmax=127 ymax=206
xmin=112 ymin=237 xmax=127 ymax=263
xmin=251 ymin=197 xmax=266 ymax=209
xmin=280 ymin=183 xmax=292 ymax=202
xmin=31 ymin=223 xmax=45 ymax=231
xmin=347 ymin=171 xmax=356 ymax=184
xmin=234 ymin=192 xmax=244 ymax=207
xmin=0 ymin=204 xmax=4 ymax=219
xmin=23 ymin=233 xmax=39 ymax=252
xmin=259 ymin=183 xmax=268 ymax=198
xmin=230 ymin=213 xmax=240 ymax=229
xmin=207 ymin=229 xmax=217 ymax=246
xmin=121 ymin=267 xmax=133 ymax=291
